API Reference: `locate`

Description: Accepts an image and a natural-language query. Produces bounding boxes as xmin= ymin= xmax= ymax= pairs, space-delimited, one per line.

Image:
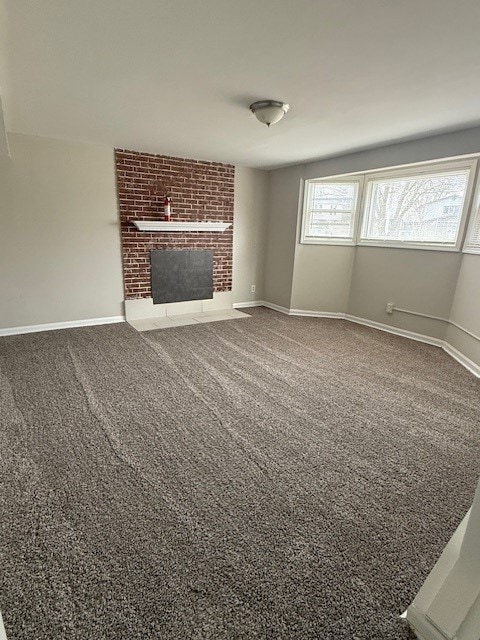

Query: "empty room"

xmin=1 ymin=1 xmax=480 ymax=639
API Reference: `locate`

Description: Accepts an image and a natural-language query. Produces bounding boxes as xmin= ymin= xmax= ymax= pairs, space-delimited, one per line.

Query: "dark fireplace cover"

xmin=150 ymin=250 xmax=214 ymax=304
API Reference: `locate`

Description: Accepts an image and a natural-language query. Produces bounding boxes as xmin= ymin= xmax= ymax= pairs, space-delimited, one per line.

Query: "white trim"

xmin=234 ymin=302 xmax=480 ymax=377
xmin=463 ymin=164 xmax=480 ymax=253
xmin=232 ymin=301 xmax=265 ymax=309
xmin=131 ymin=221 xmax=231 ymax=232
xmin=406 ymin=605 xmax=450 ymax=640
xmin=260 ymin=301 xmax=291 ymax=315
xmin=299 ymin=237 xmax=356 ymax=246
xmin=359 ymin=158 xmax=476 ymax=182
xmin=270 ymin=305 xmax=480 ymax=377
xmin=233 ymin=302 xmax=346 ymax=320
xmin=442 ymin=343 xmax=480 ymax=378
xmin=0 ymin=316 xmax=125 ymax=337
xmin=344 ymin=314 xmax=444 ymax=347
xmin=356 ymin=242 xmax=460 ymax=252
xmin=0 ymin=611 xmax=8 ymax=640
xmin=289 ymin=308 xmax=345 ymax=319
xmin=233 ymin=300 xmax=292 ymax=315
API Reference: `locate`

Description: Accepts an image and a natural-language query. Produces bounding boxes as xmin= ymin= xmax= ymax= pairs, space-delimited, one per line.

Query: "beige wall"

xmin=291 ymin=245 xmax=355 ymax=313
xmin=348 ymin=247 xmax=462 ymax=340
xmin=232 ymin=166 xmax=269 ymax=304
xmin=264 ymin=163 xmax=356 ymax=314
xmin=0 ymin=133 xmax=124 ymax=329
xmin=263 ymin=165 xmax=302 ymax=308
xmin=446 ymin=255 xmax=480 ymax=364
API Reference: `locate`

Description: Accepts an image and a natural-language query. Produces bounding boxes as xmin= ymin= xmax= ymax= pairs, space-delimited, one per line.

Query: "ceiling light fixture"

xmin=249 ymin=100 xmax=290 ymax=127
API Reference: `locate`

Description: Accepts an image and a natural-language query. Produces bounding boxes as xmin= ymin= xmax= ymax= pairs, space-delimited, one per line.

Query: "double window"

xmin=301 ymin=159 xmax=478 ymax=251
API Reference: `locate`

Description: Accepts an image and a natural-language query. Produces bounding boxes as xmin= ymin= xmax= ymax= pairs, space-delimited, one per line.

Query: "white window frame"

xmin=358 ymin=159 xmax=477 ymax=252
xmin=463 ymin=173 xmax=480 ymax=255
xmin=300 ymin=176 xmax=364 ymax=246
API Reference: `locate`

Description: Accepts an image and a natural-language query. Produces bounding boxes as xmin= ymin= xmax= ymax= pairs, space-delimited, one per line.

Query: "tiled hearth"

xmin=129 ymin=308 xmax=250 ymax=332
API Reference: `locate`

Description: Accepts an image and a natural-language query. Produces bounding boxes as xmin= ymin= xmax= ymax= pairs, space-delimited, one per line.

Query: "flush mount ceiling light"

xmin=249 ymin=100 xmax=290 ymax=127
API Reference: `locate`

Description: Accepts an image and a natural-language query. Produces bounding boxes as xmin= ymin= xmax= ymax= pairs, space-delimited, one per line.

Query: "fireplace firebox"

xmin=150 ymin=250 xmax=214 ymax=304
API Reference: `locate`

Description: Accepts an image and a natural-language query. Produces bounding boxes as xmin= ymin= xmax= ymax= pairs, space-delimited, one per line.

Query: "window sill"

xmin=300 ymin=238 xmax=355 ymax=246
xmin=462 ymin=248 xmax=480 ymax=255
xmin=357 ymin=241 xmax=460 ymax=252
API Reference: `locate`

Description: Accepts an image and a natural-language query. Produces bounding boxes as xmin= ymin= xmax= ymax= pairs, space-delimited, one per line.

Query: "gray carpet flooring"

xmin=1 ymin=307 xmax=479 ymax=640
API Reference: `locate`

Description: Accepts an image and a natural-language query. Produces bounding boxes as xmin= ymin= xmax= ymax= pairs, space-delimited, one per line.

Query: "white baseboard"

xmin=0 ymin=611 xmax=7 ymax=640
xmin=232 ymin=300 xmax=264 ymax=309
xmin=240 ymin=302 xmax=479 ymax=379
xmin=233 ymin=301 xmax=344 ymax=319
xmin=290 ymin=308 xmax=345 ymax=319
xmin=344 ymin=315 xmax=479 ymax=377
xmin=0 ymin=316 xmax=125 ymax=337
xmin=233 ymin=300 xmax=292 ymax=315
xmin=345 ymin=314 xmax=445 ymax=348
xmin=406 ymin=606 xmax=449 ymax=640
xmin=443 ymin=343 xmax=480 ymax=378
xmin=260 ymin=301 xmax=291 ymax=314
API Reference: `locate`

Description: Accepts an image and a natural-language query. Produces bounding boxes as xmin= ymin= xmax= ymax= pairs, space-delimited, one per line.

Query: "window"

xmin=301 ymin=179 xmax=361 ymax=244
xmin=464 ymin=184 xmax=480 ymax=254
xmin=301 ymin=158 xmax=477 ymax=251
xmin=360 ymin=164 xmax=473 ymax=249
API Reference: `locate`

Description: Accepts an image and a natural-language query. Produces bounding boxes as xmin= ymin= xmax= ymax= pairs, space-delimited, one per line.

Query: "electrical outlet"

xmin=386 ymin=302 xmax=394 ymax=314
xmin=251 ymin=284 xmax=256 ymax=293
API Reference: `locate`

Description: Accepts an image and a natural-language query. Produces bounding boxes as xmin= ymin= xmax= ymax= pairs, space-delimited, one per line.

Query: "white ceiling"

xmin=2 ymin=0 xmax=480 ymax=169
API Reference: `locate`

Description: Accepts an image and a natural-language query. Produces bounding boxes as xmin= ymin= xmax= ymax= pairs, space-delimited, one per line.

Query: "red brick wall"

xmin=115 ymin=149 xmax=235 ymax=300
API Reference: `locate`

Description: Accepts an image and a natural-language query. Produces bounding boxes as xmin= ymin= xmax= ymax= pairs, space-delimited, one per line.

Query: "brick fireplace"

xmin=115 ymin=149 xmax=234 ymax=319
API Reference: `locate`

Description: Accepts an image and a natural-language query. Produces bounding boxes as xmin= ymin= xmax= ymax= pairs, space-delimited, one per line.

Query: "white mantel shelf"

xmin=132 ymin=221 xmax=232 ymax=232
